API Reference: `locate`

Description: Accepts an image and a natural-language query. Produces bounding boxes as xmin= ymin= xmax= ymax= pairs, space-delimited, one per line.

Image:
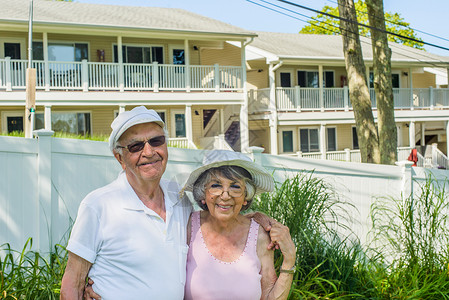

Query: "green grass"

xmin=0 ymin=131 xmax=109 ymax=141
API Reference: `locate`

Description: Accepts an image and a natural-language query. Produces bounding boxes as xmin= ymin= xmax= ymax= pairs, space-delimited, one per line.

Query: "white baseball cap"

xmin=108 ymin=106 xmax=165 ymax=152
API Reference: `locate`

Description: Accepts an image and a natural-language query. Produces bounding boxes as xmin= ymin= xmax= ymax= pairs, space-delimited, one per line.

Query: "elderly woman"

xmin=183 ymin=150 xmax=296 ymax=300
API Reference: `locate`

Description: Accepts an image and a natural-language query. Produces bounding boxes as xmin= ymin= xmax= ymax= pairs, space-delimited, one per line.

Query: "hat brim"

xmin=183 ymin=159 xmax=274 ymax=196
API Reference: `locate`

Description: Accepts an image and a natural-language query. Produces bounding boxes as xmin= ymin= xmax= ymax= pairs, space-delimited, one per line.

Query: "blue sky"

xmin=75 ymin=0 xmax=449 ymax=57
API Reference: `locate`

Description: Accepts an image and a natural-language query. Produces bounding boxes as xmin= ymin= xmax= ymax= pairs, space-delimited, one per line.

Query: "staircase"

xmin=203 ymin=109 xmax=216 ymax=128
xmin=225 ymin=121 xmax=240 ymax=151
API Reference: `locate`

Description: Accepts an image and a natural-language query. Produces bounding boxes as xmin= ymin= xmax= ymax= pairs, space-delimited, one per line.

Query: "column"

xmin=269 ymin=63 xmax=278 ymax=155
xmin=421 ymin=123 xmax=425 ymax=147
xmin=43 ymin=32 xmax=50 ymax=91
xmin=320 ymin=124 xmax=326 ymax=160
xmin=185 ymin=104 xmax=193 ymax=147
xmin=409 ymin=67 xmax=413 ymax=110
xmin=44 ymin=105 xmax=52 ymax=130
xmin=117 ymin=36 xmax=124 ymax=92
xmin=240 ymin=40 xmax=249 ymax=152
xmin=446 ymin=121 xmax=449 ymax=157
xmin=184 ymin=39 xmax=190 ymax=92
xmin=409 ymin=121 xmax=415 ymax=147
xmin=319 ymin=65 xmax=324 ymax=112
xmin=220 ymin=108 xmax=224 ymax=133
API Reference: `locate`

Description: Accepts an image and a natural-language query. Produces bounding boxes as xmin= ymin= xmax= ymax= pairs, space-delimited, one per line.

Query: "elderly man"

xmin=61 ymin=106 xmax=191 ymax=299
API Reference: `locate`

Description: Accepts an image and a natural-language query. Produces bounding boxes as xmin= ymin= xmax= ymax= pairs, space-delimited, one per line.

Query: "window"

xmin=7 ymin=116 xmax=23 ymax=133
xmin=42 ymin=42 xmax=89 ymax=62
xmin=4 ymin=43 xmax=21 ymax=59
xmin=174 ymin=113 xmax=186 ymax=137
xmin=32 ymin=41 xmax=44 ymax=60
xmin=279 ymin=72 xmax=291 ymax=87
xmin=282 ymin=130 xmax=293 ymax=153
xmin=35 ymin=112 xmax=91 ymax=136
xmin=172 ymin=49 xmax=185 ymax=65
xmin=327 ymin=127 xmax=336 ymax=151
xmin=156 ymin=111 xmax=166 ymax=124
xmin=369 ymin=72 xmax=400 ymax=88
xmin=298 ymin=70 xmax=334 ymax=87
xmin=300 ymin=128 xmax=319 ymax=152
xmin=113 ymin=45 xmax=163 ymax=64
xmin=352 ymin=127 xmax=359 ymax=149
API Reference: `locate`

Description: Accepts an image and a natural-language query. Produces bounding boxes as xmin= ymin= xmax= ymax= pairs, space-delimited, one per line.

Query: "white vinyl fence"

xmin=1 ymin=131 xmax=448 ymax=254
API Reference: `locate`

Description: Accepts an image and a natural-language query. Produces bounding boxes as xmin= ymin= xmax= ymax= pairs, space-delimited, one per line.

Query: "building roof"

xmin=248 ymin=31 xmax=449 ymax=66
xmin=0 ymin=0 xmax=255 ymax=38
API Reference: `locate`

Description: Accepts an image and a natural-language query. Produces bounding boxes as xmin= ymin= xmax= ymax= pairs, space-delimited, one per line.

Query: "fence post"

xmin=5 ymin=56 xmax=12 ymax=91
xmin=247 ymin=146 xmax=264 ymax=165
xmin=152 ymin=62 xmax=159 ymax=92
xmin=214 ymin=64 xmax=220 ymax=92
xmin=344 ymin=86 xmax=349 ymax=111
xmin=82 ymin=59 xmax=88 ymax=92
xmin=345 ymin=148 xmax=351 ymax=162
xmin=395 ymin=160 xmax=413 ymax=200
xmin=33 ymin=129 xmax=55 ymax=253
xmin=296 ymin=151 xmax=303 ymax=158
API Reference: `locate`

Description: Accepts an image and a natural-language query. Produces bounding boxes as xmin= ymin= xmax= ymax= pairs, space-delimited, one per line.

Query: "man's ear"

xmin=114 ymin=151 xmax=126 ymax=170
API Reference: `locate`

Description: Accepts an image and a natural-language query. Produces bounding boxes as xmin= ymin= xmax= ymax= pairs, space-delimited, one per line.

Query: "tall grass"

xmin=368 ymin=176 xmax=449 ymax=299
xmin=0 ymin=238 xmax=66 ymax=299
xmin=252 ymin=172 xmax=366 ymax=299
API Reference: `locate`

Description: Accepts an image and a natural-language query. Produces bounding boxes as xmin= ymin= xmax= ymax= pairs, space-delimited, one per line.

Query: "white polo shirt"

xmin=67 ymin=171 xmax=192 ymax=299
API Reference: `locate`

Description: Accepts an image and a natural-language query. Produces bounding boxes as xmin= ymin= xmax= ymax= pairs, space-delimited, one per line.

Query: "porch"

xmin=250 ymin=87 xmax=449 ymax=112
xmin=0 ymin=58 xmax=243 ymax=93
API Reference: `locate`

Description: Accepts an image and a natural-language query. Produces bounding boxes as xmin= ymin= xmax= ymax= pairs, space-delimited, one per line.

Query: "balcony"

xmin=0 ymin=58 xmax=243 ymax=93
xmin=249 ymin=86 xmax=449 ymax=112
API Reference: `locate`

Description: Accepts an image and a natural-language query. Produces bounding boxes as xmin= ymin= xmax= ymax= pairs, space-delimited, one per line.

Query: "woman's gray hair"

xmin=192 ymin=165 xmax=256 ymax=211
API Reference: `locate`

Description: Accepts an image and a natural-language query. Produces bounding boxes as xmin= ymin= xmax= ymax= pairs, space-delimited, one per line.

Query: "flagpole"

xmin=25 ymin=0 xmax=36 ymax=138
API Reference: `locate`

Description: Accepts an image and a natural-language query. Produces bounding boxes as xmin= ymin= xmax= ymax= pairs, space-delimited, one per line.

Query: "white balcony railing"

xmin=280 ymin=146 xmax=447 ymax=169
xmin=167 ymin=138 xmax=197 ymax=149
xmin=249 ymin=86 xmax=449 ymax=112
xmin=0 ymin=58 xmax=243 ymax=93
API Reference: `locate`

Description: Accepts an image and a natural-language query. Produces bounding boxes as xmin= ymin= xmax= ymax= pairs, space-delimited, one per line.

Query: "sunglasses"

xmin=117 ymin=135 xmax=166 ymax=153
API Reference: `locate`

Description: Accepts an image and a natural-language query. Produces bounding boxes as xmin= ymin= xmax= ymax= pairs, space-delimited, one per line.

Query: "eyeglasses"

xmin=117 ymin=135 xmax=166 ymax=153
xmin=207 ymin=183 xmax=245 ymax=197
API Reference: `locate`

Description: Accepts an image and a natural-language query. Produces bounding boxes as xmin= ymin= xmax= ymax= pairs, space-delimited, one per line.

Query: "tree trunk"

xmin=338 ymin=0 xmax=380 ymax=163
xmin=366 ymin=0 xmax=398 ymax=164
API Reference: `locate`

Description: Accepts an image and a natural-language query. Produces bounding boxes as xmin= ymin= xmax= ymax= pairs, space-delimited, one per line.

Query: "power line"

xmin=245 ymin=0 xmax=449 ymax=67
xmin=324 ymin=0 xmax=449 ymax=44
xmin=274 ymin=0 xmax=449 ymax=52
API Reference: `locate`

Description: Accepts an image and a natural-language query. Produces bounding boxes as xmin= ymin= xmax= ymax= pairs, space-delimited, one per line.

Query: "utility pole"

xmin=25 ymin=0 xmax=36 ymax=138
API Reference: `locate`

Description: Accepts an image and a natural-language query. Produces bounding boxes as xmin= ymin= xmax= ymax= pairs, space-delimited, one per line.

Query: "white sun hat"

xmin=108 ymin=106 xmax=165 ymax=152
xmin=183 ymin=150 xmax=274 ymax=195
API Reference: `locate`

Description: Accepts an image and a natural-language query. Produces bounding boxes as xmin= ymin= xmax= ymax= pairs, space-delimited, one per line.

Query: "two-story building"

xmin=229 ymin=31 xmax=449 ymax=166
xmin=0 ymin=0 xmax=255 ymax=150
xmin=2 ymin=0 xmax=449 ymax=167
